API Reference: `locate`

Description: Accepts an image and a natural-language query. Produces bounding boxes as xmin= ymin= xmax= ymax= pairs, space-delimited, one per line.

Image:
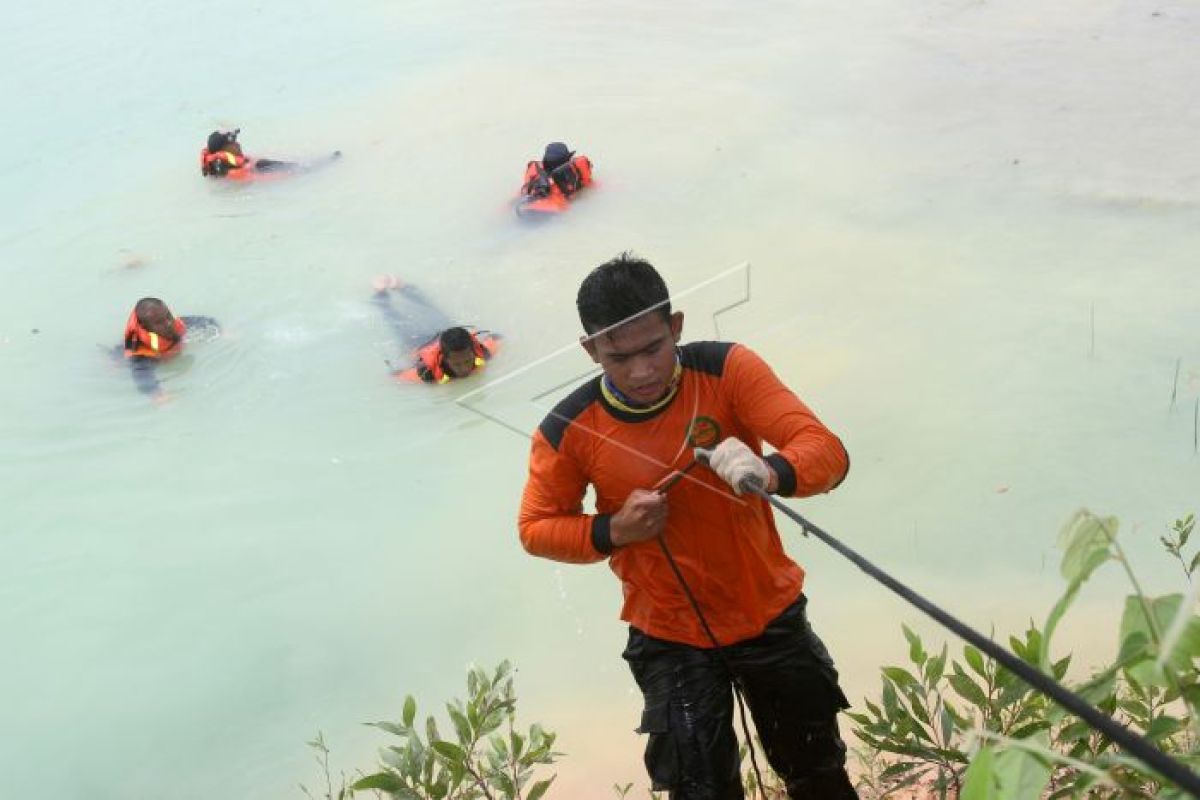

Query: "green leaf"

xmin=527 ymin=776 xmax=556 ymax=800
xmin=494 ymin=771 xmax=516 ymax=796
xmin=940 ymin=705 xmax=957 ymax=744
xmin=1179 ymin=515 xmax=1195 ymax=547
xmin=883 ymin=666 xmax=921 ymax=692
xmin=907 ymin=692 xmax=933 ymax=729
xmin=511 ymin=730 xmax=526 ymax=759
xmin=431 ymin=740 xmax=466 ymax=763
xmin=964 ymin=645 xmax=987 ymax=679
xmin=1007 ymin=721 xmax=1050 ymax=740
xmin=351 ymin=771 xmax=406 ymax=792
xmin=948 ymin=668 xmax=989 ymax=709
xmin=447 ymin=703 xmax=472 ymax=744
xmin=996 ymin=674 xmax=1031 ymax=710
xmin=1146 ymin=714 xmax=1185 ymax=742
xmin=993 ymin=742 xmax=1052 ymax=799
xmin=1120 ymin=593 xmax=1200 ymax=686
xmin=960 ymin=745 xmax=1000 ymax=800
xmin=402 ymin=695 xmax=417 ymax=728
xmin=882 ymin=679 xmax=901 ymax=718
xmin=903 ymin=624 xmax=927 ymax=665
xmin=367 ymin=721 xmax=408 ymax=737
xmin=1041 ymin=511 xmax=1117 ymax=670
xmin=479 ymin=707 xmax=507 ymax=736
xmin=1057 ymin=510 xmax=1118 ymax=583
xmin=879 ymin=761 xmax=922 ymax=779
xmin=925 ymin=644 xmax=948 ymax=685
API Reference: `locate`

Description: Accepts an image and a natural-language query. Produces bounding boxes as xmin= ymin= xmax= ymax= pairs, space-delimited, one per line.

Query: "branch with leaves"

xmin=350 ymin=662 xmax=560 ymax=800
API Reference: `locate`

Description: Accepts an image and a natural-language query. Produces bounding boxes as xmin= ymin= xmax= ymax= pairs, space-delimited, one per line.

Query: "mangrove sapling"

xmin=300 ymin=732 xmax=352 ymax=800
xmin=1160 ymin=514 xmax=1198 ymax=581
xmin=851 ymin=510 xmax=1200 ymax=799
xmin=349 ymin=661 xmax=559 ymax=800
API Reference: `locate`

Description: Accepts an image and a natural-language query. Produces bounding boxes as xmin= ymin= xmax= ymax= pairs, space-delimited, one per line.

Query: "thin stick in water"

xmin=1089 ymin=303 xmax=1095 ymax=358
xmin=1171 ymin=357 xmax=1181 ymax=410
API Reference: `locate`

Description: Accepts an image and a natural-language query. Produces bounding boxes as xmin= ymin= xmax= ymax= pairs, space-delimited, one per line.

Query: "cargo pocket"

xmin=637 ymin=701 xmax=678 ymax=790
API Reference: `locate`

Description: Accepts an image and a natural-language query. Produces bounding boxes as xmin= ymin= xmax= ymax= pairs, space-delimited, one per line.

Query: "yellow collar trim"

xmin=601 ymin=361 xmax=683 ymax=415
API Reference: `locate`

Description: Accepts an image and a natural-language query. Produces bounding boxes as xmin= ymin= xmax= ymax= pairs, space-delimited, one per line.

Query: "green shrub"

xmin=305 ymin=661 xmax=560 ymax=800
xmin=850 ymin=510 xmax=1200 ymax=799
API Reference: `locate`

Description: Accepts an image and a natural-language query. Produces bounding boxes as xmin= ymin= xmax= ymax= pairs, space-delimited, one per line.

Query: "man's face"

xmin=140 ymin=307 xmax=179 ymax=340
xmin=582 ymin=311 xmax=683 ymax=404
xmin=444 ymin=348 xmax=478 ymax=379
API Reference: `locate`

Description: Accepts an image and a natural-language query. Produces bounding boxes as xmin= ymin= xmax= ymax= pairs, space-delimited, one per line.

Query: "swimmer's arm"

xmin=518 ymin=430 xmax=608 ymax=563
xmin=180 ymin=316 xmax=221 ymax=337
xmin=129 ymin=357 xmax=162 ymax=396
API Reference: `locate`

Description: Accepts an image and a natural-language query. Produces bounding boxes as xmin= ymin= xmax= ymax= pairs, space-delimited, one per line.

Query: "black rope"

xmin=752 ymin=487 xmax=1200 ymax=798
xmin=655 ymin=537 xmax=769 ymax=799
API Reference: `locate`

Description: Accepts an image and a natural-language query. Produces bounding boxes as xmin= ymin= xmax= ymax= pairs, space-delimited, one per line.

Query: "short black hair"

xmin=576 ymin=252 xmax=671 ymax=335
xmin=134 ymin=297 xmax=170 ymax=324
xmin=439 ymin=326 xmax=474 ymax=353
xmin=207 ymin=131 xmax=229 ymax=152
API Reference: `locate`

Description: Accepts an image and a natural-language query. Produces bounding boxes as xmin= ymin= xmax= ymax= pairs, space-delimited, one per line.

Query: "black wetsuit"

xmin=373 ymin=286 xmax=454 ymax=383
xmin=252 ymin=158 xmax=298 ymax=172
xmin=128 ymin=316 xmax=220 ymax=395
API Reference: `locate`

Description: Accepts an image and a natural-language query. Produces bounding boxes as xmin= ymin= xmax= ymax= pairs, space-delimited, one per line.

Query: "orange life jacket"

xmin=521 ymin=155 xmax=594 ymax=201
xmin=123 ymin=311 xmax=187 ymax=359
xmin=395 ymin=329 xmax=501 ymax=384
xmin=200 ymin=148 xmax=251 ymax=178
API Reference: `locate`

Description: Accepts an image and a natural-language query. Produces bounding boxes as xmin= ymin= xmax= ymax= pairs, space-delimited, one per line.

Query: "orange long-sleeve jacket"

xmin=518 ymin=341 xmax=849 ymax=647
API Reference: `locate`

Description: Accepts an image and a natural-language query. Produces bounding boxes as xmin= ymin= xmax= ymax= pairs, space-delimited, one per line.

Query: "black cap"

xmin=543 ymin=142 xmax=574 ymax=170
xmin=207 ymin=131 xmax=230 ymax=152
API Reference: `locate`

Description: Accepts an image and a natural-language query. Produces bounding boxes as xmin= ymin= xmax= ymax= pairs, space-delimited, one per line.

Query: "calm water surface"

xmin=2 ymin=1 xmax=1198 ymax=797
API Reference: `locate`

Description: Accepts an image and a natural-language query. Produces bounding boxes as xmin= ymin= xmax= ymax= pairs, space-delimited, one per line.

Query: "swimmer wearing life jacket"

xmin=199 ymin=129 xmax=300 ymax=179
xmin=122 ymin=297 xmax=220 ymax=397
xmin=516 ymin=141 xmax=594 ymax=217
xmin=371 ymin=276 xmax=501 ymax=384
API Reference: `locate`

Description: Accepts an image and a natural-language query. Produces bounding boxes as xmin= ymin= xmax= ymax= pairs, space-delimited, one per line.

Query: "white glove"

xmin=696 ymin=438 xmax=770 ymax=496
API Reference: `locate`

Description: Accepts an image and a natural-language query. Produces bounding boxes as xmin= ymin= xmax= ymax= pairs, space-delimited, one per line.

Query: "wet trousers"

xmin=622 ymin=595 xmax=859 ymax=800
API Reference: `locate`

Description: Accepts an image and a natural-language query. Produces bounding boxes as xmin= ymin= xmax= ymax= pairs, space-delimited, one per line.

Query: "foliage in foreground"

xmin=850 ymin=511 xmax=1200 ymax=799
xmin=303 ymin=661 xmax=559 ymax=800
xmin=303 ymin=512 xmax=1200 ymax=799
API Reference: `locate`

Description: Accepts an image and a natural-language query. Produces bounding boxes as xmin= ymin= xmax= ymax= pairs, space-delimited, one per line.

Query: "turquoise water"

xmin=2 ymin=1 xmax=1199 ymax=797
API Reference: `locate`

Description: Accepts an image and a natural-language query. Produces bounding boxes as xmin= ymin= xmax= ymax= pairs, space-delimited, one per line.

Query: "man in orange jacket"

xmin=371 ymin=276 xmax=500 ymax=384
xmin=200 ymin=129 xmax=299 ymax=178
xmin=518 ymin=254 xmax=857 ymax=798
xmin=121 ymin=297 xmax=220 ymax=397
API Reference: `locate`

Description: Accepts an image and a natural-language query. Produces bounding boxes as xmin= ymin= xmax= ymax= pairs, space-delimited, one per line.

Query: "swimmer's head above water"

xmin=438 ymin=326 xmax=481 ymax=378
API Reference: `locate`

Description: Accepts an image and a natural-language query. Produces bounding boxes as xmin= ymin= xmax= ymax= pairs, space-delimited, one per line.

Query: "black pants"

xmin=373 ymin=285 xmax=452 ymax=353
xmin=622 ymin=595 xmax=858 ymax=800
xmin=253 ymin=158 xmax=298 ymax=172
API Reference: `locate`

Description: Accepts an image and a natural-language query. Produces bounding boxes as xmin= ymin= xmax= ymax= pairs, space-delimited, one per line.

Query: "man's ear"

xmin=670 ymin=311 xmax=684 ymax=344
xmin=580 ymin=335 xmax=599 ymax=363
